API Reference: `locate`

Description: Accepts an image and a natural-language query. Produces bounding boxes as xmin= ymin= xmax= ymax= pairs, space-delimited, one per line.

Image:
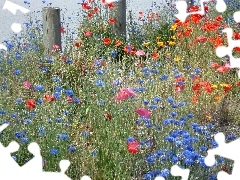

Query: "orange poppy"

xmin=151 ymin=52 xmax=160 ymax=59
xmin=115 ymin=40 xmax=122 ymax=47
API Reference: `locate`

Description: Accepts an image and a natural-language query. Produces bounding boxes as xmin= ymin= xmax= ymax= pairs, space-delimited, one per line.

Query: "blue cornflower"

xmin=34 ymin=85 xmax=44 ymax=91
xmin=171 ymin=156 xmax=179 ymax=163
xmin=126 ymin=137 xmax=135 ymax=142
xmin=153 ymin=97 xmax=161 ymax=103
xmin=146 ymin=156 xmax=155 ymax=163
xmin=38 ymin=127 xmax=46 ymax=136
xmin=66 ymin=59 xmax=72 ymax=64
xmin=13 ymin=69 xmax=21 ymax=75
xmin=175 ymin=140 xmax=183 ymax=147
xmin=95 ymin=69 xmax=104 ymax=76
xmin=68 ymin=145 xmax=76 ymax=152
xmin=184 ymin=158 xmax=195 ymax=165
xmin=12 ymin=156 xmax=17 ymax=162
xmin=21 ymin=137 xmax=29 ymax=143
xmin=167 ymin=97 xmax=174 ymax=103
xmin=194 ymin=68 xmax=201 ymax=74
xmin=55 ymin=118 xmax=62 ymax=123
xmin=159 ymin=74 xmax=168 ymax=80
xmin=95 ymin=79 xmax=105 ymax=87
xmin=143 ymin=100 xmax=149 ymax=105
xmin=160 ymin=169 xmax=170 ymax=178
xmin=149 ymin=104 xmax=157 ymax=109
xmin=162 ymin=119 xmax=172 ymax=125
xmin=55 ymin=86 xmax=63 ymax=92
xmin=211 ymin=140 xmax=218 ymax=148
xmin=208 ymin=174 xmax=217 ymax=180
xmin=91 ymin=151 xmax=97 ymax=156
xmin=137 ymin=79 xmax=144 ymax=84
xmin=165 ymin=136 xmax=175 ymax=143
xmin=53 ymin=77 xmax=61 ymax=82
xmin=53 ymin=91 xmax=61 ymax=99
xmin=82 ymin=132 xmax=90 ymax=137
xmin=47 ymin=59 xmax=54 ymax=63
xmin=65 ymin=89 xmax=74 ymax=97
xmin=50 ymin=148 xmax=58 ymax=155
xmin=113 ymin=78 xmax=122 ymax=86
xmin=24 ymin=119 xmax=32 ymax=124
xmin=170 ymin=112 xmax=177 ymax=117
xmin=15 ymin=53 xmax=22 ymax=59
xmin=178 ymin=101 xmax=186 ymax=107
xmin=37 ymin=99 xmax=43 ymax=104
xmin=142 ymin=67 xmax=148 ymax=72
xmin=57 ymin=133 xmax=69 ymax=140
xmin=227 ymin=134 xmax=237 ymax=140
xmin=187 ymin=113 xmax=194 ymax=118
xmin=200 ymin=146 xmax=208 ymax=152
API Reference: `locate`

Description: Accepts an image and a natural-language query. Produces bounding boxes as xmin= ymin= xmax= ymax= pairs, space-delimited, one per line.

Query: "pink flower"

xmin=115 ymin=88 xmax=136 ymax=103
xmin=135 ymin=50 xmax=145 ymax=56
xmin=53 ymin=44 xmax=60 ymax=49
xmin=196 ymin=36 xmax=207 ymax=43
xmin=23 ymin=81 xmax=31 ymax=89
xmin=136 ymin=108 xmax=151 ymax=118
xmin=84 ymin=30 xmax=92 ymax=37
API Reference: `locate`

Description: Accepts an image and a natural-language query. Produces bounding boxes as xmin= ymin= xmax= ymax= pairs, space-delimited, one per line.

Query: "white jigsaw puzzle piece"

xmin=205 ymin=133 xmax=240 ymax=179
xmin=0 ymin=0 xmax=30 ymax=50
xmin=215 ymin=28 xmax=240 ymax=69
xmin=175 ymin=0 xmax=226 ymax=22
xmin=154 ymin=164 xmax=190 ymax=180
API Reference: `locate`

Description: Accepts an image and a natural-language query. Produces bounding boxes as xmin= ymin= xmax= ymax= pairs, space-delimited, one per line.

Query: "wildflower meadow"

xmin=1 ymin=0 xmax=240 ymax=179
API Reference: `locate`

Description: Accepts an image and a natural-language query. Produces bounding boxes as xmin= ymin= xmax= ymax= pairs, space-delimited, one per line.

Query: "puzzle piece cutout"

xmin=154 ymin=164 xmax=190 ymax=180
xmin=175 ymin=0 xmax=226 ymax=22
xmin=0 ymin=123 xmax=92 ymax=179
xmin=215 ymin=28 xmax=240 ymax=69
xmin=0 ymin=0 xmax=30 ymax=51
xmin=205 ymin=132 xmax=240 ymax=180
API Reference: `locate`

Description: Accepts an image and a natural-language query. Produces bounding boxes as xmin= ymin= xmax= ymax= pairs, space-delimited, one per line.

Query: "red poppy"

xmin=75 ymin=42 xmax=82 ymax=47
xmin=82 ymin=2 xmax=91 ymax=10
xmin=60 ymin=27 xmax=65 ymax=33
xmin=127 ymin=141 xmax=139 ymax=154
xmin=26 ymin=99 xmax=36 ymax=110
xmin=103 ymin=37 xmax=111 ymax=45
xmin=108 ymin=18 xmax=116 ymax=24
xmin=107 ymin=3 xmax=114 ymax=8
xmin=44 ymin=94 xmax=56 ymax=102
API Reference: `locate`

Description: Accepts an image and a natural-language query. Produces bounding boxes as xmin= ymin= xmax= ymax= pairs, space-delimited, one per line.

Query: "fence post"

xmin=42 ymin=7 xmax=62 ymax=57
xmin=113 ymin=0 xmax=126 ymax=37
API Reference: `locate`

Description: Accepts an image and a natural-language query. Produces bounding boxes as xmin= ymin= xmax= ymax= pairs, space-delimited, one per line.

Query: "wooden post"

xmin=113 ymin=0 xmax=126 ymax=37
xmin=42 ymin=7 xmax=62 ymax=57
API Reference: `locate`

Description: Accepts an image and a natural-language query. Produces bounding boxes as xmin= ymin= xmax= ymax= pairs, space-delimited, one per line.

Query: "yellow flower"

xmin=165 ymin=52 xmax=171 ymax=56
xmin=206 ymin=115 xmax=211 ymax=121
xmin=220 ymin=83 xmax=227 ymax=87
xmin=211 ymin=84 xmax=218 ymax=89
xmin=143 ymin=42 xmax=150 ymax=46
xmin=157 ymin=41 xmax=164 ymax=47
xmin=167 ymin=40 xmax=176 ymax=46
xmin=170 ymin=24 xmax=177 ymax=31
xmin=174 ymin=57 xmax=180 ymax=62
xmin=156 ymin=36 xmax=161 ymax=40
xmin=171 ymin=36 xmax=176 ymax=40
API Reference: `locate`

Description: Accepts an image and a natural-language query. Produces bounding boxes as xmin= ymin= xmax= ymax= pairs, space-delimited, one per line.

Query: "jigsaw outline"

xmin=0 ymin=0 xmax=30 ymax=51
xmin=0 ymin=123 xmax=92 ymax=179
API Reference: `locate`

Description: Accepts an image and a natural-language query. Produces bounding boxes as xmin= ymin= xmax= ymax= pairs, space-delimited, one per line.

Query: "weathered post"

xmin=112 ymin=0 xmax=126 ymax=36
xmin=42 ymin=7 xmax=62 ymax=57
